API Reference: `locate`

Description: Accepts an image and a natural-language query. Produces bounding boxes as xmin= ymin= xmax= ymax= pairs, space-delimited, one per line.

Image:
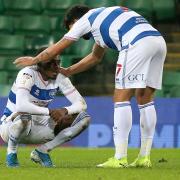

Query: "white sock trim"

xmin=138 ymin=101 xmax=154 ymax=109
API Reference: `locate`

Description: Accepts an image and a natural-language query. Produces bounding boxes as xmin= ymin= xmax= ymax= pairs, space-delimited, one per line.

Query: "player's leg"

xmin=0 ymin=115 xmax=12 ymax=144
xmin=137 ymin=87 xmax=156 ymax=159
xmin=112 ymin=43 xmax=152 ymax=165
xmin=0 ymin=115 xmax=15 ymax=166
xmin=130 ymin=36 xmax=166 ymax=168
xmin=97 ymin=36 xmax=163 ymax=168
xmin=23 ymin=124 xmax=55 ymax=167
xmin=6 ymin=114 xmax=32 ymax=167
xmin=130 ymin=87 xmax=156 ymax=168
xmin=98 ymin=48 xmax=140 ymax=168
xmin=97 ymin=88 xmax=133 ymax=168
xmin=38 ymin=111 xmax=90 ymax=152
xmin=12 ymin=115 xmax=55 ymax=167
xmin=30 ymin=111 xmax=90 ymax=167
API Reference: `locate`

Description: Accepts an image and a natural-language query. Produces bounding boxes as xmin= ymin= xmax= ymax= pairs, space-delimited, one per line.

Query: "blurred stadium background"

xmin=0 ymin=0 xmax=180 ymax=149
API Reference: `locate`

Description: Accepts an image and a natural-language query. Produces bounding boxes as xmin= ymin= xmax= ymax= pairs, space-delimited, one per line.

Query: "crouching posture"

xmin=0 ymin=47 xmax=90 ymax=167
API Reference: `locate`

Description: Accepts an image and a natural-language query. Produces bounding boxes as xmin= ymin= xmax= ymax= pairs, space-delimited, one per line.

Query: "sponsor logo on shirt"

xmin=49 ymin=89 xmax=57 ymax=98
xmin=135 ymin=17 xmax=148 ymax=24
xmin=32 ymin=100 xmax=49 ymax=107
xmin=20 ymin=73 xmax=33 ymax=86
xmin=23 ymin=73 xmax=32 ymax=78
xmin=34 ymin=89 xmax=40 ymax=96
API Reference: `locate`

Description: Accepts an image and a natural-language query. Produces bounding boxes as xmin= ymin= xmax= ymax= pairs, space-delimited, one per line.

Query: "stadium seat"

xmin=0 ymin=56 xmax=19 ymax=70
xmin=52 ymin=32 xmax=77 ymax=57
xmin=60 ymin=55 xmax=75 ymax=68
xmin=8 ymin=70 xmax=18 ymax=84
xmin=55 ymin=39 xmax=94 ymax=67
xmin=85 ymin=0 xmax=116 ymax=8
xmin=0 ymin=0 xmax=5 ymax=14
xmin=163 ymin=71 xmax=180 ymax=86
xmin=152 ymin=0 xmax=176 ymax=21
xmin=162 ymin=71 xmax=180 ymax=96
xmin=0 ymin=16 xmax=14 ymax=34
xmin=53 ymin=33 xmax=93 ymax=57
xmin=120 ymin=0 xmax=153 ymax=21
xmin=44 ymin=0 xmax=85 ymax=16
xmin=155 ymin=89 xmax=165 ymax=97
xmin=4 ymin=0 xmax=43 ymax=15
xmin=0 ymin=58 xmax=6 ymax=70
xmin=169 ymin=86 xmax=180 ymax=97
xmin=25 ymin=36 xmax=55 ymax=55
xmin=0 ymin=84 xmax=11 ymax=96
xmin=104 ymin=49 xmax=119 ymax=63
xmin=15 ymin=15 xmax=51 ymax=37
xmin=53 ymin=31 xmax=68 ymax=42
xmin=51 ymin=16 xmax=66 ymax=33
xmin=0 ymin=34 xmax=25 ymax=55
xmin=103 ymin=49 xmax=118 ymax=74
xmin=70 ymin=39 xmax=94 ymax=58
xmin=2 ymin=56 xmax=21 ymax=71
xmin=0 ymin=71 xmax=8 ymax=84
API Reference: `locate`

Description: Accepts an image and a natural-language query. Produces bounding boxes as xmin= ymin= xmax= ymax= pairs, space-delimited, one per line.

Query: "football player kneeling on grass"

xmin=0 ymin=47 xmax=90 ymax=167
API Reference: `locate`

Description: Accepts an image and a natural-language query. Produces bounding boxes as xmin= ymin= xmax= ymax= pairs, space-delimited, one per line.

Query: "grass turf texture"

xmin=0 ymin=147 xmax=179 ymax=180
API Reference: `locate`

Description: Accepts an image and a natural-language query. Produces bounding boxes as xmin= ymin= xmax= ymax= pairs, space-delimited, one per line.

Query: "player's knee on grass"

xmin=54 ymin=111 xmax=90 ymax=136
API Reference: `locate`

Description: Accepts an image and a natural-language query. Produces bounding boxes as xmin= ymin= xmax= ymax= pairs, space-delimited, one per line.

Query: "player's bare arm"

xmin=59 ymin=43 xmax=105 ymax=76
xmin=13 ymin=38 xmax=74 ymax=67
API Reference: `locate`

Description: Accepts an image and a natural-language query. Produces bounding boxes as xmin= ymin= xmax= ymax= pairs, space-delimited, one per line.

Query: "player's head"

xmin=36 ymin=47 xmax=60 ymax=80
xmin=64 ymin=5 xmax=91 ymax=40
xmin=64 ymin=5 xmax=90 ymax=30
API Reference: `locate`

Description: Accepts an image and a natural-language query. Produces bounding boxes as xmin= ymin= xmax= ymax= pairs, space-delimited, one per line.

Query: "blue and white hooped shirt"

xmin=3 ymin=66 xmax=76 ymax=117
xmin=64 ymin=6 xmax=161 ymax=51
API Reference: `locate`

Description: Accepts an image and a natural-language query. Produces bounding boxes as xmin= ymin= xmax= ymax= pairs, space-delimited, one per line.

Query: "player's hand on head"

xmin=49 ymin=108 xmax=68 ymax=124
xmin=59 ymin=67 xmax=71 ymax=77
xmin=13 ymin=56 xmax=35 ymax=67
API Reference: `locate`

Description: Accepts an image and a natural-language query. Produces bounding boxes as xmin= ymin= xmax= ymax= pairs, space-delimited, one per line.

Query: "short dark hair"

xmin=64 ymin=5 xmax=90 ymax=30
xmin=36 ymin=46 xmax=60 ymax=68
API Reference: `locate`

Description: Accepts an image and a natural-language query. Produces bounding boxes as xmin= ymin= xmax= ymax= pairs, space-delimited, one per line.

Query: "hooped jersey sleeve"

xmin=16 ymin=67 xmax=34 ymax=91
xmin=56 ymin=73 xmax=76 ymax=95
xmin=15 ymin=67 xmax=49 ymax=115
xmin=56 ymin=73 xmax=87 ymax=114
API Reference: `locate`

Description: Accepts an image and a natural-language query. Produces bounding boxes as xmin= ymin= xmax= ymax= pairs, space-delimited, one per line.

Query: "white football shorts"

xmin=115 ymin=36 xmax=167 ymax=89
xmin=0 ymin=114 xmax=55 ymax=144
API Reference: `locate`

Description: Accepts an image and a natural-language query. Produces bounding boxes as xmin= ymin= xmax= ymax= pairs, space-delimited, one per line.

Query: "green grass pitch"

xmin=0 ymin=147 xmax=179 ymax=180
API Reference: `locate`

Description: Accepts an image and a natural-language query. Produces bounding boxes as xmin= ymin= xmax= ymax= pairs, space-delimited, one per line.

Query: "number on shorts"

xmin=116 ymin=64 xmax=122 ymax=76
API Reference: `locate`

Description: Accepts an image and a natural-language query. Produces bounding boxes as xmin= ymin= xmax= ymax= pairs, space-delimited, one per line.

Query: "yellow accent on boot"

xmin=129 ymin=156 xmax=152 ymax=168
xmin=96 ymin=157 xmax=128 ymax=168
